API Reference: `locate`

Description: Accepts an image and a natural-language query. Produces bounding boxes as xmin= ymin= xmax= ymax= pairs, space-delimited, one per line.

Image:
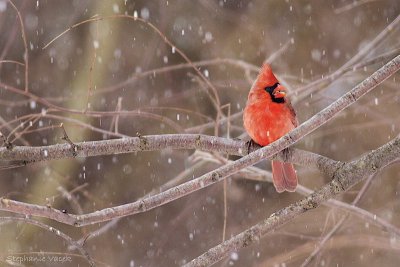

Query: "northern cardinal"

xmin=243 ymin=63 xmax=298 ymax=192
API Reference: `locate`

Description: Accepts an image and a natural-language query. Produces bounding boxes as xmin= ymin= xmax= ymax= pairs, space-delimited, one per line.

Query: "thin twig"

xmin=334 ymin=0 xmax=382 ymax=14
xmin=114 ymin=97 xmax=123 ymax=134
xmin=300 ymin=171 xmax=377 ymax=267
xmin=0 ymin=59 xmax=25 ymax=66
xmin=294 ymin=15 xmax=400 ymax=100
xmin=0 ymin=216 xmax=95 ymax=266
xmin=60 ymin=123 xmax=78 ymax=157
xmin=96 ymin=57 xmax=257 ymax=95
xmin=42 ymin=14 xmax=223 ymax=135
xmin=85 ymin=20 xmax=98 ymax=112
xmin=0 ymin=83 xmax=186 ymax=132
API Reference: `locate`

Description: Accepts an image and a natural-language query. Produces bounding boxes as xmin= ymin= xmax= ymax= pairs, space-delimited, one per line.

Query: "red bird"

xmin=243 ymin=63 xmax=298 ymax=193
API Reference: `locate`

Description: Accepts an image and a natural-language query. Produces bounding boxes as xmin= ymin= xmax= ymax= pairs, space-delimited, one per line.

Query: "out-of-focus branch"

xmin=192 ymin=151 xmax=400 ymax=237
xmin=185 ymin=135 xmax=400 ymax=267
xmin=294 ymin=15 xmax=400 ymax=100
xmin=300 ymin=169 xmax=378 ymax=267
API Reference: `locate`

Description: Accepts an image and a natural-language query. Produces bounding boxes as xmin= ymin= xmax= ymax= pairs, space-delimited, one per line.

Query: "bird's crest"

xmin=251 ymin=63 xmax=279 ymax=91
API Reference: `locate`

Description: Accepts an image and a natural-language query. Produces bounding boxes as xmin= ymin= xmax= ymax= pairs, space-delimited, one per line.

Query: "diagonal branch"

xmin=0 ymin=146 xmax=324 ymax=226
xmin=184 ymin=135 xmax=400 ymax=267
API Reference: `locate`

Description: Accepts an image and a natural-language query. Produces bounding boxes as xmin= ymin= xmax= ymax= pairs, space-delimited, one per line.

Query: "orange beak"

xmin=273 ymin=89 xmax=286 ymax=98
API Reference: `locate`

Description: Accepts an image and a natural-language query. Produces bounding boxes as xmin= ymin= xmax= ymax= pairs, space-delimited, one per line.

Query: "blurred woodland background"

xmin=0 ymin=0 xmax=399 ymax=266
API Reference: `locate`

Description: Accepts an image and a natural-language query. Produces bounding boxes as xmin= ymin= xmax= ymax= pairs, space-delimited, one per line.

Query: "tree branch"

xmin=0 ymin=134 xmax=249 ymax=162
xmin=193 ymin=150 xmax=400 ymax=237
xmin=184 ymin=135 xmax=400 ymax=267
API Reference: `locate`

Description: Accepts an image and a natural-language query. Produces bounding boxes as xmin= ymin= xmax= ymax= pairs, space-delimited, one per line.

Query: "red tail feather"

xmin=271 ymin=161 xmax=298 ymax=193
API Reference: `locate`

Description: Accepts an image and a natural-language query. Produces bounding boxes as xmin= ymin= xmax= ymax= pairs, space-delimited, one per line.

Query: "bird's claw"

xmin=246 ymin=139 xmax=260 ymax=154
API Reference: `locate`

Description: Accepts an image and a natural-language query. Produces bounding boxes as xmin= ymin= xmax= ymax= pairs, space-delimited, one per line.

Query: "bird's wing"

xmin=285 ymin=99 xmax=298 ymax=127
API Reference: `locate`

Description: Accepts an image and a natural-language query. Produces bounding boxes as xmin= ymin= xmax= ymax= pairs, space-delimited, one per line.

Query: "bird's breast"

xmin=243 ymin=101 xmax=295 ymax=146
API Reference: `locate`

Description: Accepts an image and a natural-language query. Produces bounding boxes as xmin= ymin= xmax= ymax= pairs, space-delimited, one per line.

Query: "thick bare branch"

xmin=185 ymin=135 xmax=400 ymax=267
xmin=0 ymin=134 xmax=247 ymax=162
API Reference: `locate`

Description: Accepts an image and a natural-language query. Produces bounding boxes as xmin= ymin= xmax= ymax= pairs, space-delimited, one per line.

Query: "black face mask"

xmin=265 ymin=83 xmax=285 ymax=103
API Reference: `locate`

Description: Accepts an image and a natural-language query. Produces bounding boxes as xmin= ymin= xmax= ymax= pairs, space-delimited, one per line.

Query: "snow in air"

xmin=0 ymin=1 xmax=6 ymax=12
xmin=93 ymin=40 xmax=99 ymax=49
xmin=230 ymin=252 xmax=239 ymax=261
xmin=114 ymin=49 xmax=122 ymax=58
xmin=204 ymin=32 xmax=213 ymax=42
xmin=30 ymin=100 xmax=36 ymax=109
xmin=113 ymin=4 xmax=119 ymax=13
xmin=140 ymin=7 xmax=150 ymax=20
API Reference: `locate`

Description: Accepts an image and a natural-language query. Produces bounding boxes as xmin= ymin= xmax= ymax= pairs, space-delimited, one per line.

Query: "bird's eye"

xmin=264 ymin=83 xmax=279 ymax=93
